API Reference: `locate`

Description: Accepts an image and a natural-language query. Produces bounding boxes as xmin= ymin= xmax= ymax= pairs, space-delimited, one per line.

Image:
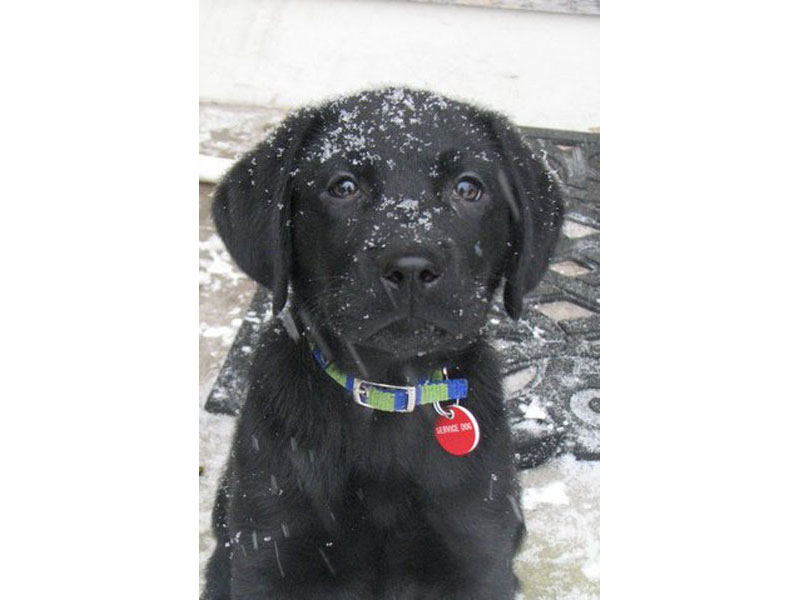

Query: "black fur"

xmin=204 ymin=88 xmax=562 ymax=599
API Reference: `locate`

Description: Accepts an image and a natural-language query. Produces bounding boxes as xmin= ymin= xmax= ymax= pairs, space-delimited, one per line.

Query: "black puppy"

xmin=204 ymin=88 xmax=562 ymax=599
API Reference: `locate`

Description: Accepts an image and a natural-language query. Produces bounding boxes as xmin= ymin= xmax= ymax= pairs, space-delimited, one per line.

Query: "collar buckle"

xmin=352 ymin=378 xmax=418 ymax=412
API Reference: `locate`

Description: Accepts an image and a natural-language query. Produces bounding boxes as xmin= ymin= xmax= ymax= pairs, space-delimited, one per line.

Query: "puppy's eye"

xmin=452 ymin=177 xmax=483 ymax=202
xmin=329 ymin=177 xmax=359 ymax=199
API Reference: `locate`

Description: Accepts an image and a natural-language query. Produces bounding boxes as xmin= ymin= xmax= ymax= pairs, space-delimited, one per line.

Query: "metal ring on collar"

xmin=434 ymin=398 xmax=458 ymax=419
xmin=435 ymin=366 xmax=457 ymax=418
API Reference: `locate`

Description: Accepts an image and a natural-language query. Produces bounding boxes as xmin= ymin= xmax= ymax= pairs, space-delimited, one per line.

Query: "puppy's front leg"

xmin=422 ymin=481 xmax=525 ymax=599
xmin=227 ymin=534 xmax=372 ymax=600
xmin=203 ymin=468 xmax=233 ymax=600
xmin=202 ymin=543 xmax=231 ymax=600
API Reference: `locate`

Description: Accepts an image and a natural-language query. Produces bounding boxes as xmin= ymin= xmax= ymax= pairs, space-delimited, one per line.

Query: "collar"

xmin=311 ymin=346 xmax=468 ymax=413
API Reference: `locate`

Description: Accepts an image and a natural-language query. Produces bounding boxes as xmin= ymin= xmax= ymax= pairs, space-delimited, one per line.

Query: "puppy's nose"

xmin=381 ymin=254 xmax=442 ymax=289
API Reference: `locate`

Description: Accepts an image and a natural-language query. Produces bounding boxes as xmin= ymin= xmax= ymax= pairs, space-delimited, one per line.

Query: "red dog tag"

xmin=434 ymin=405 xmax=480 ymax=456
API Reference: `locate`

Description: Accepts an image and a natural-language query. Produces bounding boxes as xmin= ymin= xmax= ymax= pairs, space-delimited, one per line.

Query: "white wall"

xmin=200 ymin=0 xmax=599 ymax=132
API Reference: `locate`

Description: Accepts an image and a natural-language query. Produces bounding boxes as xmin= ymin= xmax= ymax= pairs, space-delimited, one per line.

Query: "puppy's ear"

xmin=489 ymin=116 xmax=564 ymax=320
xmin=212 ymin=109 xmax=317 ymax=315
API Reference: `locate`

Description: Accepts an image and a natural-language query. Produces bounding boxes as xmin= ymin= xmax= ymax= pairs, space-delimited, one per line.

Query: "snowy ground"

xmin=198 ymin=107 xmax=599 ymax=597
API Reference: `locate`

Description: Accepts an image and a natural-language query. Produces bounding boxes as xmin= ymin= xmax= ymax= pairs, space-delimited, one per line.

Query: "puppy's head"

xmin=213 ymin=88 xmax=562 ymax=360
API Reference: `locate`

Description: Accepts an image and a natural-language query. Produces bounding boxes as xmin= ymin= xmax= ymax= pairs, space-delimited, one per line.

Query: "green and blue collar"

xmin=311 ymin=346 xmax=468 ymax=413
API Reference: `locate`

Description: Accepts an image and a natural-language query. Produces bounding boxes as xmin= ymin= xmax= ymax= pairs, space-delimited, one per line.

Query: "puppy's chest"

xmin=344 ymin=474 xmax=421 ymax=532
xmin=339 ymin=413 xmax=465 ymax=520
xmin=345 ymin=410 xmax=439 ymax=474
